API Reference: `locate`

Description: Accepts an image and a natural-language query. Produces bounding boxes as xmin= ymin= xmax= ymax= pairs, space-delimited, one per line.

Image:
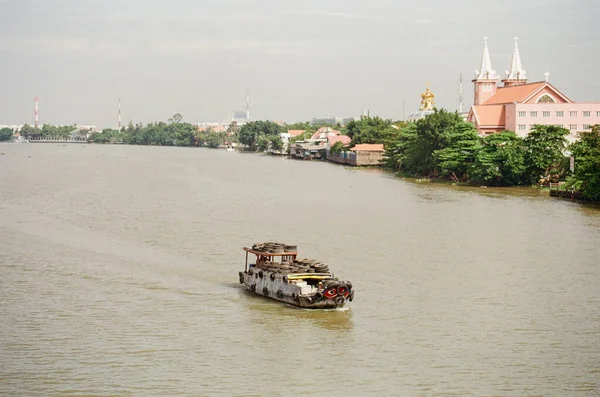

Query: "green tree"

xmin=226 ymin=121 xmax=239 ymax=138
xmin=523 ymin=124 xmax=569 ymax=184
xmin=285 ymin=121 xmax=312 ymax=131
xmin=203 ymin=132 xmax=226 ymax=148
xmin=0 ymin=127 xmax=13 ymax=141
xmin=384 ymin=109 xmax=469 ymax=177
xmin=20 ymin=124 xmax=38 ymax=139
xmin=567 ymin=125 xmax=600 ymax=201
xmin=270 ymin=135 xmax=284 ymax=152
xmin=329 ymin=141 xmax=347 ymax=156
xmin=170 ymin=122 xmax=196 ymax=146
xmin=470 ymin=131 xmax=527 ymax=186
xmin=238 ymin=121 xmax=282 ymax=150
xmin=433 ymin=122 xmax=481 ymax=181
xmin=41 ymin=124 xmax=57 ymax=137
xmin=257 ymin=135 xmax=270 ymax=151
xmin=346 ymin=115 xmax=398 ymax=146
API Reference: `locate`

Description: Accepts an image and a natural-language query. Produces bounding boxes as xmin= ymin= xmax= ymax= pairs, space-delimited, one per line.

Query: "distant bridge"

xmin=27 ymin=136 xmax=89 ymax=143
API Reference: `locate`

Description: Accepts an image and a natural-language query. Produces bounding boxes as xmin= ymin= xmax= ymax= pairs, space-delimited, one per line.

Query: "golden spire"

xmin=419 ymin=85 xmax=435 ymax=111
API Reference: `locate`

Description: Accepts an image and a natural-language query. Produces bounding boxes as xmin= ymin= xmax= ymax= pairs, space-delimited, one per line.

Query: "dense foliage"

xmin=0 ymin=127 xmax=13 ymax=141
xmin=19 ymin=123 xmax=82 ymax=139
xmin=523 ymin=125 xmax=569 ymax=184
xmin=385 ymin=110 xmax=480 ymax=179
xmin=91 ymin=121 xmax=198 ymax=146
xmin=469 ymin=131 xmax=527 ymax=186
xmin=384 ymin=110 xmax=582 ymax=188
xmin=345 ymin=116 xmax=399 ymax=146
xmin=237 ymin=121 xmax=283 ymax=151
xmin=566 ymin=125 xmax=600 ymax=201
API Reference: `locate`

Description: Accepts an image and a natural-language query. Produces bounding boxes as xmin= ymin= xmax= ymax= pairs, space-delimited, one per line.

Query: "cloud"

xmin=0 ymin=36 xmax=91 ymax=52
xmin=413 ymin=19 xmax=436 ymax=24
xmin=282 ymin=11 xmax=385 ymax=20
xmin=153 ymin=39 xmax=300 ymax=52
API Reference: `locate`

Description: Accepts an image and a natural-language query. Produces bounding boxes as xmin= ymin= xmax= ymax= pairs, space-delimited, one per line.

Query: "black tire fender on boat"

xmin=259 ymin=271 xmax=264 ymax=279
xmin=248 ymin=268 xmax=254 ymax=276
xmin=342 ymin=280 xmax=352 ymax=290
xmin=335 ymin=296 xmax=345 ymax=305
xmin=328 ymin=282 xmax=341 ymax=289
xmin=276 ymin=290 xmax=284 ymax=299
xmin=262 ymin=287 xmax=269 ymax=296
xmin=349 ymin=290 xmax=355 ymax=302
xmin=282 ymin=276 xmax=288 ymax=283
xmin=238 ymin=272 xmax=244 ymax=284
xmin=250 ymin=284 xmax=256 ymax=292
xmin=291 ymin=292 xmax=297 ymax=300
xmin=314 ymin=291 xmax=324 ymax=301
xmin=269 ymin=273 xmax=276 ymax=281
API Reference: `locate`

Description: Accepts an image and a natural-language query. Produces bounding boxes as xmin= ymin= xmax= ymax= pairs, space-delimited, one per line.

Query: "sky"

xmin=0 ymin=0 xmax=599 ymax=128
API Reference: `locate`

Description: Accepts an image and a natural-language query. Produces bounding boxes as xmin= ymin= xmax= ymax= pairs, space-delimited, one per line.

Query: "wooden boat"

xmin=239 ymin=242 xmax=354 ymax=309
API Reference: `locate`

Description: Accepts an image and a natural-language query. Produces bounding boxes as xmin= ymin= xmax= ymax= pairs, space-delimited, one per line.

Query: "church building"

xmin=467 ymin=38 xmax=600 ymax=138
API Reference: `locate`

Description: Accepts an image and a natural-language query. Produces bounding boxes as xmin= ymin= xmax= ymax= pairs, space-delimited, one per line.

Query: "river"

xmin=1 ymin=143 xmax=599 ymax=396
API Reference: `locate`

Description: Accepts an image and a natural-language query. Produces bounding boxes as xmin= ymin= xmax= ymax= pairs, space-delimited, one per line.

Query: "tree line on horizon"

xmin=2 ymin=110 xmax=598 ymax=201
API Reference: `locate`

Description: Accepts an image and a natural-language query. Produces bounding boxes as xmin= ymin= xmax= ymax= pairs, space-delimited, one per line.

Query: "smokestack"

xmin=34 ymin=95 xmax=39 ymax=128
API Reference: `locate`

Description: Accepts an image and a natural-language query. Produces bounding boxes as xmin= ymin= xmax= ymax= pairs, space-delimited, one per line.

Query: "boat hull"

xmin=239 ymin=270 xmax=351 ymax=309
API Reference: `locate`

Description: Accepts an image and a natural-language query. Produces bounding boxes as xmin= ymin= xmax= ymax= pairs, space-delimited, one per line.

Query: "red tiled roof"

xmin=287 ymin=129 xmax=305 ymax=137
xmin=482 ymin=82 xmax=545 ymax=105
xmin=351 ymin=143 xmax=385 ymax=152
xmin=311 ymin=127 xmax=341 ymax=139
xmin=471 ymin=105 xmax=505 ymax=127
xmin=327 ymin=135 xmax=351 ymax=145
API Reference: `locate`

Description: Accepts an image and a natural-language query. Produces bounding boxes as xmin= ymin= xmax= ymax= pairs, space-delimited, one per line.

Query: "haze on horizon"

xmin=0 ymin=0 xmax=598 ymax=128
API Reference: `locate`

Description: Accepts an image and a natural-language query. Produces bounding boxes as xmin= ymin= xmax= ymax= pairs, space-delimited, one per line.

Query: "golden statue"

xmin=419 ymin=86 xmax=435 ymax=111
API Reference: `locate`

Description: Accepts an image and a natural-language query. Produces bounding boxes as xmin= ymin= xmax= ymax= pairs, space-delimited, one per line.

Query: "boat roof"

xmin=243 ymin=247 xmax=298 ymax=257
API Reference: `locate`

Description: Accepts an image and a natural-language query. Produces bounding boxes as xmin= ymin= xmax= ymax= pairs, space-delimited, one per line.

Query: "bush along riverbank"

xmin=382 ymin=110 xmax=600 ymax=203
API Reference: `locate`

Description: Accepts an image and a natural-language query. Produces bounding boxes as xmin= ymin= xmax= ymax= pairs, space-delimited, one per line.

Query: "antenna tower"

xmin=118 ymin=96 xmax=122 ymax=129
xmin=246 ymin=89 xmax=250 ymax=121
xmin=34 ymin=95 xmax=39 ymax=128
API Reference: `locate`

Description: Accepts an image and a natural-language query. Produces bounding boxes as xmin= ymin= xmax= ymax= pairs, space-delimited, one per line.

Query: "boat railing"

xmin=243 ymin=247 xmax=298 ymax=271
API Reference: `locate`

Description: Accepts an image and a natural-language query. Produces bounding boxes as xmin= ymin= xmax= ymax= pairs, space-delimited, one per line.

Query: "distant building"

xmin=467 ymin=38 xmax=600 ymax=138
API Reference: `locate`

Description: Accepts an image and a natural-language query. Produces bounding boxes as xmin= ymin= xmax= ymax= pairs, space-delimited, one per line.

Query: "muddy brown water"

xmin=1 ymin=143 xmax=599 ymax=396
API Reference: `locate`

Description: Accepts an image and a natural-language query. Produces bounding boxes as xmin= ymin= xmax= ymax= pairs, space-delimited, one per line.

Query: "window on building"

xmin=518 ymin=124 xmax=526 ymax=131
xmin=583 ymin=125 xmax=591 ymax=130
xmin=570 ymin=111 xmax=577 ymax=117
xmin=518 ymin=111 xmax=526 ymax=117
xmin=597 ymin=111 xmax=600 ymax=117
xmin=530 ymin=111 xmax=538 ymax=117
xmin=543 ymin=111 xmax=551 ymax=117
xmin=570 ymin=124 xmax=578 ymax=131
xmin=583 ymin=111 xmax=591 ymax=117
xmin=556 ymin=111 xmax=564 ymax=117
xmin=537 ymin=94 xmax=555 ymax=103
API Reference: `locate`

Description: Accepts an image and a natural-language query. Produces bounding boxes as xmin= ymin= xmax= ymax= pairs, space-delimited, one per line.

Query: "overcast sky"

xmin=0 ymin=0 xmax=598 ymax=127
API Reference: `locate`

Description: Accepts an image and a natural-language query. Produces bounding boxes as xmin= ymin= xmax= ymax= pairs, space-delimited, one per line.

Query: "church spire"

xmin=475 ymin=37 xmax=499 ymax=81
xmin=503 ymin=37 xmax=528 ymax=86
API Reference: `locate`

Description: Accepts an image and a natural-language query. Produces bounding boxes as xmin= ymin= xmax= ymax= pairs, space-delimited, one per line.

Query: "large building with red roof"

xmin=467 ymin=38 xmax=600 ymax=138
